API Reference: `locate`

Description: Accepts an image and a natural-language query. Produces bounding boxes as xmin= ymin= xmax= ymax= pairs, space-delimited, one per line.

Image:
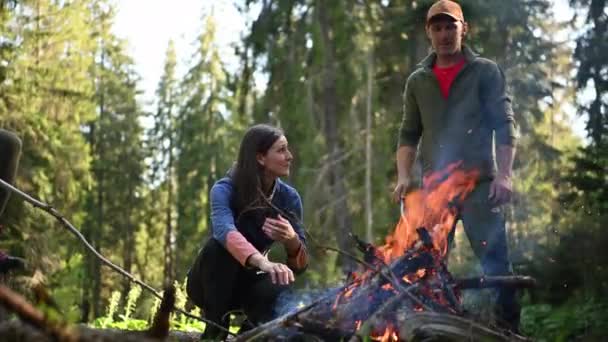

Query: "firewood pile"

xmin=235 ymin=228 xmax=534 ymax=341
xmin=236 ymin=165 xmax=535 ymax=341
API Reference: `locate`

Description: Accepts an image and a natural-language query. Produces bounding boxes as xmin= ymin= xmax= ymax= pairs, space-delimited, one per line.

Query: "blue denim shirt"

xmin=210 ymin=177 xmax=307 ymax=253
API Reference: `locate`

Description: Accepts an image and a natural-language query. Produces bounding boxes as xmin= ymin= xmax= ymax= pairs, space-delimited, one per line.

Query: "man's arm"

xmin=481 ymin=62 xmax=517 ymax=147
xmin=496 ymin=145 xmax=515 ymax=179
xmin=393 ymin=145 xmax=418 ymax=202
xmin=394 ymin=74 xmax=422 ymax=202
xmin=489 ymin=144 xmax=516 ymax=205
xmin=481 ymin=62 xmax=518 ymax=205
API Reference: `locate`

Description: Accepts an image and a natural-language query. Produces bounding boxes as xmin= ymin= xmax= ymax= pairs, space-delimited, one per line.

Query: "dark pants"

xmin=447 ymin=181 xmax=520 ymax=328
xmin=187 ymin=238 xmax=289 ymax=340
xmin=0 ymin=129 xmax=21 ymax=217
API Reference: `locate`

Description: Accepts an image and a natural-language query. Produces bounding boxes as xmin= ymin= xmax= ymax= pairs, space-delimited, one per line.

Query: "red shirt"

xmin=432 ymin=58 xmax=466 ymax=99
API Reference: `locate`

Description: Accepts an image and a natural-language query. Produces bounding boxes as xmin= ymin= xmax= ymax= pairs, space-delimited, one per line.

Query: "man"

xmin=0 ymin=129 xmax=26 ymax=274
xmin=392 ymin=0 xmax=520 ymax=330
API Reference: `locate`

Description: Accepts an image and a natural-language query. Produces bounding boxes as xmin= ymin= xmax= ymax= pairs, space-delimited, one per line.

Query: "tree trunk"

xmin=365 ymin=47 xmax=374 ymax=243
xmin=122 ymin=183 xmax=134 ymax=296
xmin=163 ymin=135 xmax=175 ymax=285
xmin=92 ymin=33 xmax=107 ymax=318
xmin=316 ymin=0 xmax=356 ymax=274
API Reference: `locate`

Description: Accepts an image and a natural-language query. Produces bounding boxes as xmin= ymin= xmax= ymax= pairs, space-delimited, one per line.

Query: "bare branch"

xmin=0 ymin=178 xmax=234 ymax=336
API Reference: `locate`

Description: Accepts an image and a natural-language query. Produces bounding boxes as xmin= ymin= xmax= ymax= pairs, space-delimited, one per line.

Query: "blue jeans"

xmin=447 ymin=181 xmax=520 ymax=327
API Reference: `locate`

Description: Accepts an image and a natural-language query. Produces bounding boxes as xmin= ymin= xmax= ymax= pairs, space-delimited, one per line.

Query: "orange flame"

xmin=403 ymin=268 xmax=428 ymax=284
xmin=381 ymin=283 xmax=394 ymax=291
xmin=379 ymin=162 xmax=479 ymax=262
xmin=371 ymin=326 xmax=399 ymax=342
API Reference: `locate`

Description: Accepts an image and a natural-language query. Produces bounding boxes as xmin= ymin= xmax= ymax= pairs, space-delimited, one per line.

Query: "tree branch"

xmin=0 ymin=179 xmax=234 ymax=336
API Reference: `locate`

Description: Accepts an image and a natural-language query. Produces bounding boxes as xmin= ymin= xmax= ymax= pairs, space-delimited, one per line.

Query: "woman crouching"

xmin=186 ymin=124 xmax=308 ymax=339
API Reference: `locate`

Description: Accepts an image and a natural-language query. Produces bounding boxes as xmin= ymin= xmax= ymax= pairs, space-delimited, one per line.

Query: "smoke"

xmin=272 ymin=286 xmax=343 ymax=318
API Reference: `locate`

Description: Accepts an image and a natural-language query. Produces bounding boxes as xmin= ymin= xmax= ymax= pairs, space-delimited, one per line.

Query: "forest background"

xmin=0 ymin=0 xmax=606 ymax=339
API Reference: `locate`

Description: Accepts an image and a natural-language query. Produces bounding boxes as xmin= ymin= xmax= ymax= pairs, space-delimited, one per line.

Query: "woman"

xmin=187 ymin=124 xmax=309 ymax=339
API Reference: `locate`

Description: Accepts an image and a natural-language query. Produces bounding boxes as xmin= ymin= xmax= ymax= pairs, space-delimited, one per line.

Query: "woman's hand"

xmin=257 ymin=259 xmax=295 ymax=285
xmin=263 ymin=214 xmax=297 ymax=243
xmin=247 ymin=252 xmax=295 ymax=285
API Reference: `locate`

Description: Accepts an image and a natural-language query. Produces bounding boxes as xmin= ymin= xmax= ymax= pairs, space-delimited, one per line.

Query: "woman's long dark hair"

xmin=231 ymin=124 xmax=284 ymax=214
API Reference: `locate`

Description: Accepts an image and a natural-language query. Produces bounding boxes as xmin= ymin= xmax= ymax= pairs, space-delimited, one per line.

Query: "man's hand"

xmin=393 ymin=176 xmax=411 ymax=203
xmin=258 ymin=259 xmax=295 ymax=285
xmin=489 ymin=174 xmax=513 ymax=206
xmin=263 ymin=214 xmax=297 ymax=243
xmin=394 ymin=145 xmax=417 ymax=203
xmin=491 ymin=144 xmax=515 ymax=206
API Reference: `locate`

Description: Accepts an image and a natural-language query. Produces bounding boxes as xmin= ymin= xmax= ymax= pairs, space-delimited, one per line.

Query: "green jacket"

xmin=398 ymin=45 xmax=517 ymax=180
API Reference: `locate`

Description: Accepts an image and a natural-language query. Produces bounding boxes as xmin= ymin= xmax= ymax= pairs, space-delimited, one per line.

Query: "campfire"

xmin=237 ymin=162 xmax=534 ymax=342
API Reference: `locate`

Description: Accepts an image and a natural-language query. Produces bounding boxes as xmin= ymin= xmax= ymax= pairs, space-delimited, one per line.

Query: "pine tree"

xmin=82 ymin=0 xmax=146 ymax=320
xmin=174 ymin=14 xmax=235 ymax=280
xmin=149 ymin=40 xmax=180 ymax=285
xmin=0 ymin=0 xmax=99 ymax=321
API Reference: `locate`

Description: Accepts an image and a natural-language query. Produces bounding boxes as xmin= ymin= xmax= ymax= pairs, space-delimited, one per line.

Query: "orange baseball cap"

xmin=426 ymin=0 xmax=465 ymax=23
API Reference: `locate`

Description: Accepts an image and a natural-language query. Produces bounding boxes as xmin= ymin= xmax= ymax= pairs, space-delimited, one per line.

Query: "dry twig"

xmin=0 ymin=179 xmax=234 ymax=337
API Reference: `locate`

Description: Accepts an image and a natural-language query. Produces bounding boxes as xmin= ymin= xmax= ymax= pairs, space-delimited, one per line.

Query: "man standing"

xmin=0 ymin=129 xmax=25 ymax=274
xmin=392 ymin=0 xmax=520 ymax=330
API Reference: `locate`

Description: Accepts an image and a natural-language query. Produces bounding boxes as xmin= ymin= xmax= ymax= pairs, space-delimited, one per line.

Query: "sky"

xmin=112 ymin=0 xmax=586 ymax=138
xmin=112 ymin=0 xmax=246 ymax=105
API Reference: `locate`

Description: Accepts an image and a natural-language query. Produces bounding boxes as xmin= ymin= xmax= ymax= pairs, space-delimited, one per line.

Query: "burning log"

xmin=236 ymin=224 xmax=534 ymax=341
xmin=236 ymin=230 xmax=461 ymax=341
xmin=236 ymin=165 xmax=534 ymax=341
xmin=231 ymin=166 xmax=534 ymax=340
xmin=355 ymin=311 xmax=529 ymax=342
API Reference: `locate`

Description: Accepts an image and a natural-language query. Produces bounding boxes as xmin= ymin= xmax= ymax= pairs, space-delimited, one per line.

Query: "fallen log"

xmin=0 ymin=283 xmax=205 ymax=342
xmin=455 ymin=275 xmax=537 ymax=290
xmin=373 ymin=311 xmax=528 ymax=342
xmin=0 ymin=284 xmax=75 ymax=341
xmin=0 ymin=320 xmax=204 ymax=342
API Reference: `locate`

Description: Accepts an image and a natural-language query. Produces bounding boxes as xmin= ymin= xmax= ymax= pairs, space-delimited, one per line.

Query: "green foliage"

xmin=172 ymin=14 xmax=239 ymax=280
xmin=570 ymin=0 xmax=608 ymax=145
xmin=544 ymin=0 xmax=608 ymax=304
xmin=169 ymin=280 xmax=206 ymax=332
xmin=521 ymin=298 xmax=608 ymax=341
xmin=91 ymin=282 xmax=208 ymax=332
xmin=50 ymin=254 xmax=87 ymax=323
xmin=94 ymin=291 xmax=121 ymax=329
xmin=0 ymin=1 xmax=605 ymax=339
